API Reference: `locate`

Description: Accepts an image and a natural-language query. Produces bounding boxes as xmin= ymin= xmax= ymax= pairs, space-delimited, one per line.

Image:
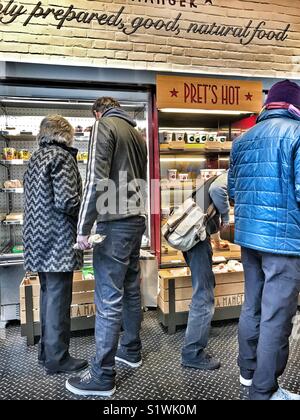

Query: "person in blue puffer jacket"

xmin=229 ymin=80 xmax=300 ymax=401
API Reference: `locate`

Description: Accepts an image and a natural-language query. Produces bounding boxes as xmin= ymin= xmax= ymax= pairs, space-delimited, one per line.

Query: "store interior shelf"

xmin=74 ymin=135 xmax=90 ymax=142
xmin=0 ymin=134 xmax=36 ymax=142
xmin=160 ymin=142 xmax=232 ymax=154
xmin=161 ymin=249 xmax=241 ymax=268
xmin=1 ymin=220 xmax=24 ymax=226
xmin=0 ymin=134 xmax=91 ymax=143
xmin=161 ymin=181 xmax=195 ymax=191
xmin=0 ymin=160 xmax=29 ymax=166
xmin=0 ymin=188 xmax=24 ymax=194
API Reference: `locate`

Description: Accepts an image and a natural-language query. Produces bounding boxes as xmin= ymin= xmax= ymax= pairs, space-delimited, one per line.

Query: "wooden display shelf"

xmin=160 ymin=142 xmax=232 ymax=154
xmin=158 ymin=267 xmax=244 ymax=334
xmin=20 ymin=271 xmax=96 ymax=345
xmin=160 ymin=248 xmax=241 ymax=267
xmin=20 ymin=271 xmax=95 ymax=325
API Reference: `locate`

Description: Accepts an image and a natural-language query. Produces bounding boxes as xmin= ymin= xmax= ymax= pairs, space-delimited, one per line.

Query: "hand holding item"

xmin=74 ymin=234 xmax=106 ymax=250
xmin=75 ymin=235 xmax=92 ymax=251
xmin=221 ymin=221 xmax=230 ymax=231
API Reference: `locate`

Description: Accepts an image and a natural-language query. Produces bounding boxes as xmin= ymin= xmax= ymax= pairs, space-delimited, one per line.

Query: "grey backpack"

xmin=162 ymin=176 xmax=219 ymax=252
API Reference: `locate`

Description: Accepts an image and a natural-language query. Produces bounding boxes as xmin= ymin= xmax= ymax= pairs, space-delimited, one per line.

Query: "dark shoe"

xmin=182 ymin=352 xmax=221 ymax=371
xmin=115 ymin=348 xmax=142 ymax=368
xmin=45 ymin=356 xmax=88 ymax=375
xmin=66 ymin=371 xmax=116 ymax=397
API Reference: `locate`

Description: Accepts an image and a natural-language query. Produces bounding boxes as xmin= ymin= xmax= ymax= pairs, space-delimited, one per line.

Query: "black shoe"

xmin=45 ymin=356 xmax=88 ymax=375
xmin=182 ymin=352 xmax=221 ymax=371
xmin=115 ymin=348 xmax=142 ymax=368
xmin=66 ymin=371 xmax=116 ymax=397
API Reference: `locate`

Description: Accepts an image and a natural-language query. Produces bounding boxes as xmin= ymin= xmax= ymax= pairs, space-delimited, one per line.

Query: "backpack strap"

xmin=191 ymin=175 xmax=219 ymax=199
xmin=205 ymin=202 xmax=217 ymax=223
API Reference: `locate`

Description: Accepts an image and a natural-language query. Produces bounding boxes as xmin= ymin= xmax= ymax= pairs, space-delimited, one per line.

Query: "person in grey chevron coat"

xmin=23 ymin=115 xmax=87 ymax=375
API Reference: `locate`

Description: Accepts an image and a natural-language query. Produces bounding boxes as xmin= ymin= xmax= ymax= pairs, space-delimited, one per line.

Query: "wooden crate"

xmin=158 ymin=268 xmax=244 ymax=314
xmin=20 ymin=272 xmax=95 ymax=324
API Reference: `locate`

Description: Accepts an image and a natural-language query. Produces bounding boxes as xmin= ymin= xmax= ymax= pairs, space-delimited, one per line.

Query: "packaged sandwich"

xmin=18 ymin=150 xmax=30 ymax=160
xmin=2 ymin=148 xmax=17 ymax=160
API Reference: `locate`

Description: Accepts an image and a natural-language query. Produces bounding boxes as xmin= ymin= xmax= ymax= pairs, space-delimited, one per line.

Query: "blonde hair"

xmin=37 ymin=115 xmax=75 ymax=147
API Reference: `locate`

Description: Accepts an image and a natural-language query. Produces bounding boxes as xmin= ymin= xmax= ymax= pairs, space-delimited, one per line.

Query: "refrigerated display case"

xmin=158 ymin=111 xmax=252 ymax=267
xmin=156 ymin=109 xmax=257 ymax=332
xmin=0 ymin=86 xmax=155 ymax=329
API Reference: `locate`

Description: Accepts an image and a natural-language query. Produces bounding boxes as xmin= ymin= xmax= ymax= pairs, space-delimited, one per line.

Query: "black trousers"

xmin=38 ymin=272 xmax=73 ymax=370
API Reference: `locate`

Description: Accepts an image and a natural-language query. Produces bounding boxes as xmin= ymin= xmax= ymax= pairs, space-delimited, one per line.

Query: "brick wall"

xmin=0 ymin=0 xmax=299 ymax=78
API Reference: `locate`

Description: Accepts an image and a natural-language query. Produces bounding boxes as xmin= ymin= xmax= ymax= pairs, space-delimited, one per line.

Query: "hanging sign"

xmin=157 ymin=75 xmax=263 ymax=113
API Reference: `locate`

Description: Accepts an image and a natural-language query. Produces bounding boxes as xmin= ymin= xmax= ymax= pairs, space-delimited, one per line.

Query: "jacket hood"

xmin=257 ymin=107 xmax=300 ymax=124
xmin=102 ymin=107 xmax=137 ymax=127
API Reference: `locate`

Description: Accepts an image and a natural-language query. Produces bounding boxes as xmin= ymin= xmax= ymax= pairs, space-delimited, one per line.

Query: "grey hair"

xmin=37 ymin=115 xmax=75 ymax=147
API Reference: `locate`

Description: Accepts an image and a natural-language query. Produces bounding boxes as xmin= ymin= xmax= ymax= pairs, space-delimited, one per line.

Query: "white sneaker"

xmin=240 ymin=375 xmax=253 ymax=387
xmin=115 ymin=356 xmax=142 ymax=368
xmin=270 ymin=388 xmax=300 ymax=401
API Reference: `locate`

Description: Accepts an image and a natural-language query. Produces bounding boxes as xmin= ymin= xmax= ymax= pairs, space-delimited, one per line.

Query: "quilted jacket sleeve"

xmin=228 ymin=142 xmax=237 ymax=201
xmin=294 ymin=137 xmax=300 ymax=203
xmin=77 ymin=120 xmax=115 ymax=236
xmin=51 ymin=152 xmax=81 ymax=217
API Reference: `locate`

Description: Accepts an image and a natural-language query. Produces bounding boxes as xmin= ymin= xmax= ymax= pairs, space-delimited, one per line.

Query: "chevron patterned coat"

xmin=23 ymin=142 xmax=83 ymax=272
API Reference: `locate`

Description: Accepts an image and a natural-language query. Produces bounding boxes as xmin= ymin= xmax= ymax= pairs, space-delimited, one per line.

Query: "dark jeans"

xmin=91 ymin=216 xmax=146 ymax=386
xmin=38 ymin=271 xmax=73 ymax=370
xmin=182 ymin=238 xmax=215 ymax=362
xmin=239 ymin=247 xmax=300 ymax=400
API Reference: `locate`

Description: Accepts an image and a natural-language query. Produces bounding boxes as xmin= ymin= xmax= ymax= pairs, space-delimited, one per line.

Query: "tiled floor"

xmin=0 ymin=310 xmax=299 ymax=400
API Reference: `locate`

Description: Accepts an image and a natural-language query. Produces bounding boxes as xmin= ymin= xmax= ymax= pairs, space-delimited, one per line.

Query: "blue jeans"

xmin=182 ymin=238 xmax=215 ymax=363
xmin=239 ymin=247 xmax=300 ymax=400
xmin=91 ymin=216 xmax=146 ymax=386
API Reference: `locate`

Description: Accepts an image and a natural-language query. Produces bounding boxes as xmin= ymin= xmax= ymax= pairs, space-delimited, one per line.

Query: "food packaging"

xmin=168 ymin=169 xmax=178 ymax=181
xmin=5 ymin=213 xmax=23 ymax=221
xmin=200 ymin=134 xmax=208 ymax=143
xmin=175 ymin=133 xmax=184 ymax=142
xmin=82 ymin=266 xmax=95 ymax=280
xmin=179 ymin=173 xmax=189 ymax=182
xmin=73 ymin=234 xmax=106 ymax=250
xmin=187 ymin=134 xmax=196 ymax=143
xmin=12 ymin=245 xmax=24 ymax=254
xmin=2 ymin=148 xmax=17 ymax=160
xmin=208 ymin=134 xmax=217 ymax=142
xmin=4 ymin=180 xmax=22 ymax=189
xmin=18 ymin=150 xmax=30 ymax=160
xmin=160 ymin=132 xmax=172 ymax=144
xmin=78 ymin=152 xmax=88 ymax=161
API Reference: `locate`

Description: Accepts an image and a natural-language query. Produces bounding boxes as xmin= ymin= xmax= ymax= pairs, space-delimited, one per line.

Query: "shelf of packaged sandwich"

xmin=0 ymin=134 xmax=36 ymax=142
xmin=0 ymin=242 xmax=25 ymax=266
xmin=161 ymin=180 xmax=196 ymax=192
xmin=0 ymin=159 xmax=29 ymax=166
xmin=160 ymin=246 xmax=242 ymax=269
xmin=160 ymin=141 xmax=232 ymax=155
xmin=0 ymin=134 xmax=90 ymax=143
xmin=0 ymin=159 xmax=88 ymax=166
xmin=1 ymin=219 xmax=24 ymax=226
xmin=0 ymin=188 xmax=24 ymax=194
